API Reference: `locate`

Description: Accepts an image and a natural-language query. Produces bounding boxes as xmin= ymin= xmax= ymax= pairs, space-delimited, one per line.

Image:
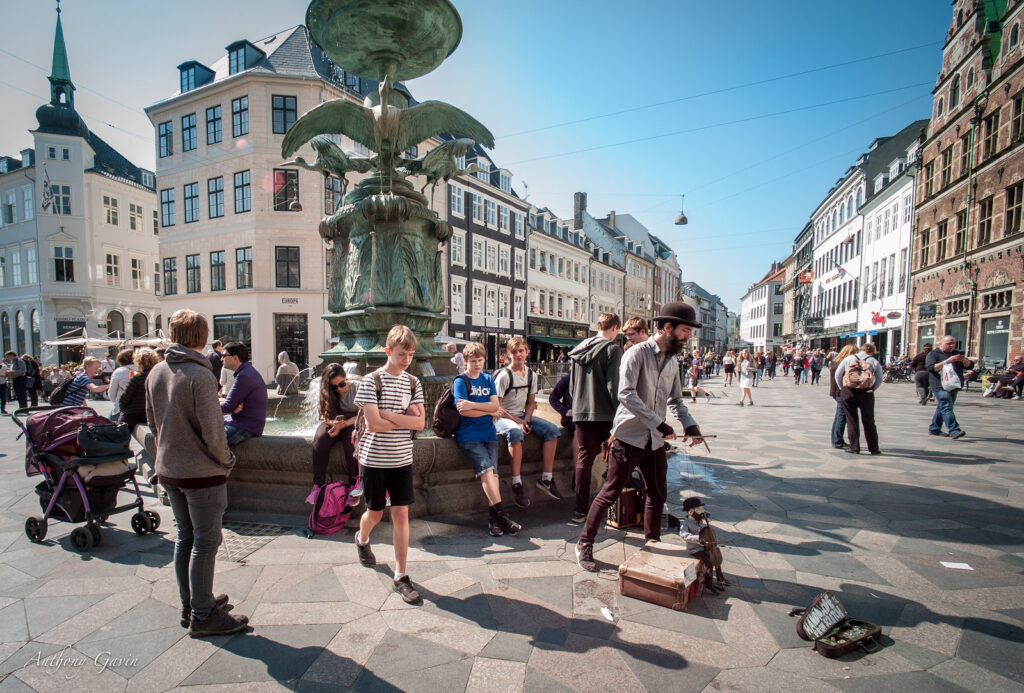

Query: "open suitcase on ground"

xmin=794 ymin=591 xmax=881 ymax=657
xmin=607 ymin=486 xmax=643 ymax=529
xmin=618 ymin=540 xmax=703 ymax=611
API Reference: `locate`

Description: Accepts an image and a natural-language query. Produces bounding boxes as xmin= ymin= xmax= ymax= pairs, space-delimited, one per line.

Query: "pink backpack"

xmin=306 ymin=481 xmax=353 ymax=536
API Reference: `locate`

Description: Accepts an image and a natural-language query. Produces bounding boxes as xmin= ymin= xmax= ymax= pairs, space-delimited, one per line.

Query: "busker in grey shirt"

xmin=575 ymin=302 xmax=706 ymax=572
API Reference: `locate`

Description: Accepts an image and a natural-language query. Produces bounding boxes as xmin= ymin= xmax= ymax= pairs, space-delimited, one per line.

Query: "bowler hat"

xmin=682 ymin=497 xmax=705 ymax=511
xmin=654 ymin=301 xmax=701 ymax=328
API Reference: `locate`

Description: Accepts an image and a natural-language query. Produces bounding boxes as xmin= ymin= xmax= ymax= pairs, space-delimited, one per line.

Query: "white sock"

xmin=356 ymin=534 xmax=368 ymax=546
xmin=394 ymin=571 xmax=406 ymax=582
xmin=512 ymin=475 xmax=522 ymax=486
xmin=541 ymin=472 xmax=553 ymax=482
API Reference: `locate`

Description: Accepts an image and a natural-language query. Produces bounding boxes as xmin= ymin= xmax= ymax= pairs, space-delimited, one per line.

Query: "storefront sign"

xmin=551 ymin=326 xmax=571 ymax=337
xmin=918 ymin=303 xmax=937 ymax=320
xmin=574 ymin=328 xmax=588 ymax=338
xmin=804 ymin=317 xmax=824 ymax=333
xmin=529 ymin=324 xmax=547 ymax=336
xmin=886 ymin=311 xmax=902 ymax=320
xmin=281 ymin=297 xmax=299 ymax=304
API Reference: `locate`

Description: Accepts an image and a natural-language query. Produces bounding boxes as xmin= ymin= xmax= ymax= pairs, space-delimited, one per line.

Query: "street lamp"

xmin=674 ymin=194 xmax=688 ymax=226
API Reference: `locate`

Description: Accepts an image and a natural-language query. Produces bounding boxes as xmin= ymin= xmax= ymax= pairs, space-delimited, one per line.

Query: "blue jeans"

xmin=930 ymin=388 xmax=961 ymax=435
xmin=495 ymin=416 xmax=560 ymax=445
xmin=753 ymin=370 xmax=762 ymax=386
xmin=165 ymin=484 xmax=227 ymax=620
xmin=831 ymin=397 xmax=846 ymax=447
xmin=801 ymin=368 xmax=809 ymax=383
xmin=225 ymin=424 xmax=255 ymax=448
xmin=459 ymin=439 xmax=498 ymax=477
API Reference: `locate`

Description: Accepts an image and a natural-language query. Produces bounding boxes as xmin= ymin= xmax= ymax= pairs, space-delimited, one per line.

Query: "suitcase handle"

xmin=859 ymin=637 xmax=879 ymax=654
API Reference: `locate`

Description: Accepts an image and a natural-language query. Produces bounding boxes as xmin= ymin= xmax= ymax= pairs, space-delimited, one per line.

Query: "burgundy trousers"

xmin=573 ymin=421 xmax=612 ymax=515
xmin=579 ymin=438 xmax=667 ymax=546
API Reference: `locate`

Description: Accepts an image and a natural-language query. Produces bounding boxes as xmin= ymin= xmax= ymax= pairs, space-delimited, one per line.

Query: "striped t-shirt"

xmin=355 ymin=368 xmax=424 ymax=468
xmin=62 ymin=373 xmax=94 ymax=406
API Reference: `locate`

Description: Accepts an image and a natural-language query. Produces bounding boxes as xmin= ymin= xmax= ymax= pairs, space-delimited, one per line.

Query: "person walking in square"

xmin=567 ymin=312 xmax=622 ymax=524
xmin=926 ymin=334 xmax=972 ymax=440
xmin=737 ymin=349 xmax=755 ymax=406
xmin=353 ymin=325 xmax=425 ymax=604
xmin=834 ymin=342 xmax=884 ymax=454
xmin=146 ymin=309 xmax=247 ymax=638
xmin=575 ymin=302 xmax=705 ymax=572
xmin=910 ymin=343 xmax=933 ymax=405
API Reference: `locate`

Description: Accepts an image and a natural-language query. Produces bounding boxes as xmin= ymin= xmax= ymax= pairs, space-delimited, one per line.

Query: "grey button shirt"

xmin=611 ymin=337 xmax=697 ymax=449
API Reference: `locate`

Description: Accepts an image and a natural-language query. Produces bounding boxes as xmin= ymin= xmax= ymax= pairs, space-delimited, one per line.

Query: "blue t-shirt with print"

xmin=453 ymin=372 xmax=498 ymax=443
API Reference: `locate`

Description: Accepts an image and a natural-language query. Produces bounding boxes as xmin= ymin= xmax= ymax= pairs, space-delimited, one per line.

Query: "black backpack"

xmin=498 ymin=367 xmax=535 ymax=398
xmin=48 ymin=377 xmax=76 ymax=406
xmin=431 ymin=374 xmax=471 ymax=438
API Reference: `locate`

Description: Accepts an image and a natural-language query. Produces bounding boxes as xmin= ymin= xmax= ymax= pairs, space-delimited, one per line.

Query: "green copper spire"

xmin=48 ymin=0 xmax=75 ymax=107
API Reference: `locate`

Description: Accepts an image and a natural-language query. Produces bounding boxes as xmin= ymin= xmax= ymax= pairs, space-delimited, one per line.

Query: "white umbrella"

xmin=435 ymin=334 xmax=471 ymax=346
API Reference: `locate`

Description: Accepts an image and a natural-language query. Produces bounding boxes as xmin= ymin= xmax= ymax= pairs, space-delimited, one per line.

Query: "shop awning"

xmin=530 ymin=335 xmax=582 ymax=348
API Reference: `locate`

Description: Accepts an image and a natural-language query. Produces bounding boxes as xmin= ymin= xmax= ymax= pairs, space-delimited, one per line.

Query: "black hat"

xmin=682 ymin=497 xmax=705 ymax=511
xmin=654 ymin=301 xmax=701 ymax=328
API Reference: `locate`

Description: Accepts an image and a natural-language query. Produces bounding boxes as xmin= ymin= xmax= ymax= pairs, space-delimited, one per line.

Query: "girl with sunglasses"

xmin=309 ymin=363 xmax=362 ymax=504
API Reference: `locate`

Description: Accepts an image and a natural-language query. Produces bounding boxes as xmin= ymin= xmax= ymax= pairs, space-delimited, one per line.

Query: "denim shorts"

xmin=494 ymin=416 xmax=561 ymax=445
xmin=459 ymin=440 xmax=498 ymax=477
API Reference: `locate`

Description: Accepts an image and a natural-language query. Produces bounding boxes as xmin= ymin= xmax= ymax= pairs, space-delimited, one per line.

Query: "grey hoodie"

xmin=568 ymin=336 xmax=622 ymax=422
xmin=146 ymin=343 xmax=234 ymax=487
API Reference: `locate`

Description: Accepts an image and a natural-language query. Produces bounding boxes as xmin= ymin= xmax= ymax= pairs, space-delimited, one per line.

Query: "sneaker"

xmin=950 ymin=430 xmax=966 ymax=440
xmin=305 ymin=484 xmax=321 ymax=505
xmin=1014 ymin=395 xmax=1022 ymax=400
xmin=181 ymin=594 xmax=229 ymax=628
xmin=536 ymin=478 xmax=562 ymax=501
xmin=737 ymin=401 xmax=744 ymax=407
xmin=356 ymin=537 xmax=376 ymax=567
xmin=346 ymin=479 xmax=363 ymax=507
xmin=575 ymin=542 xmax=597 ymax=572
xmin=488 ymin=515 xmax=504 ymax=537
xmin=570 ymin=511 xmax=587 ymax=524
xmin=928 ymin=430 xmax=948 ymax=437
xmin=498 ymin=512 xmax=521 ymax=536
xmin=393 ymin=575 xmax=421 ymax=604
xmin=188 ymin=607 xmax=249 ymax=638
xmin=512 ymin=482 xmax=531 ymax=508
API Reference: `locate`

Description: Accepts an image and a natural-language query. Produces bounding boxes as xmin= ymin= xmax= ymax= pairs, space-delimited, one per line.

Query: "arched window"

xmin=957 ymin=10 xmax=963 ymax=28
xmin=832 ymin=210 xmax=838 ymax=229
xmin=106 ymin=310 xmax=125 ymax=338
xmin=966 ymin=67 xmax=975 ymax=89
xmin=155 ymin=314 xmax=162 ymax=334
xmin=949 ymin=75 xmax=960 ymax=109
xmin=1012 ymin=24 xmax=1020 ymax=50
xmin=15 ymin=311 xmax=25 ymax=355
xmin=857 ymin=188 xmax=864 ymax=208
xmin=132 ymin=312 xmax=148 ymax=337
xmin=840 ymin=206 xmax=845 ymax=224
xmin=1 ymin=313 xmax=9 ymax=354
xmin=30 ymin=310 xmax=39 ymax=356
xmin=937 ymin=98 xmax=944 ymax=116
xmin=848 ymin=197 xmax=854 ymax=217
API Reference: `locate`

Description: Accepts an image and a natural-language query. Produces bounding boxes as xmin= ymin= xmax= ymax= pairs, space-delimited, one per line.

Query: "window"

xmin=936 ymin=220 xmax=948 ymax=260
xmin=186 ymin=254 xmax=201 ymax=293
xmin=978 ymin=196 xmax=994 ymax=245
xmin=231 ymin=96 xmax=249 ymax=137
xmin=954 ymin=210 xmax=966 ymax=255
xmin=229 ymin=46 xmax=245 ymax=74
xmin=486 ymin=243 xmax=497 ymax=273
xmin=450 ymin=281 xmax=464 ymax=313
xmin=353 ymin=141 xmax=370 ymax=156
xmin=499 ymin=172 xmax=511 ymax=193
xmin=160 ymin=188 xmax=175 ymax=227
xmin=1014 ymin=92 xmax=1024 ymax=142
xmin=472 ymin=239 xmax=484 ymax=269
xmin=104 ymin=253 xmax=120 ymax=286
xmin=273 ymin=169 xmax=300 ymax=211
xmin=449 ymin=185 xmax=463 ymax=216
xmin=52 ymin=246 xmax=72 ymax=282
xmin=181 ymin=113 xmax=197 ymax=152
xmin=960 ymin=134 xmax=971 ymax=176
xmin=1006 ymin=181 xmax=1024 ymax=236
xmin=235 ymin=247 xmax=252 ymax=289
xmin=206 ymin=106 xmax=222 ymax=144
xmin=183 ymin=182 xmax=199 ymax=223
xmin=128 ymin=202 xmax=142 ymax=230
xmin=514 ymin=293 xmax=523 ymax=321
xmin=62 ymin=148 xmax=69 ymax=161
xmin=485 ymin=200 xmax=496 ymax=227
xmin=887 ymin=253 xmax=895 ymax=295
xmin=154 ymin=262 xmax=160 ymax=295
xmin=130 ymin=257 xmax=143 ymax=290
xmin=51 ymin=184 xmax=71 ymax=215
xmin=47 ymin=146 xmax=56 ymax=160
xmin=499 ymin=205 xmax=509 ymax=233
xmin=919 ymin=228 xmax=930 ymax=268
xmin=101 ymin=195 xmax=118 ymax=225
xmin=208 ymin=177 xmax=224 ymax=218
xmin=234 ymin=170 xmax=251 ymax=213
xmin=898 ymin=248 xmax=908 ymax=291
xmin=499 ymin=290 xmax=509 ymax=319
xmin=904 ymin=195 xmax=913 ymax=223
xmin=26 ymin=247 xmax=36 ymax=284
xmin=162 ymin=257 xmax=177 ymax=295
xmin=983 ymin=111 xmax=999 ymax=159
xmin=158 ymin=121 xmax=173 ymax=157
xmin=450 ymin=233 xmax=464 ymax=265
xmin=949 ymin=75 xmax=960 ymax=109
xmin=23 ymin=187 xmax=33 ymax=221
xmin=940 ymin=146 xmax=953 ymax=187
xmin=472 ymin=286 xmax=483 ymax=315
xmin=513 ymin=211 xmax=524 ymax=238
xmin=272 ymin=95 xmax=297 ymax=134
xmin=471 ymin=194 xmax=484 ymax=222
xmin=210 ymin=251 xmax=225 ymax=291
xmin=773 ymin=303 xmax=783 ymax=315
xmin=558 ymin=257 xmax=565 ymax=277
xmin=514 ymin=250 xmax=524 ymax=280
xmin=153 ymin=210 xmax=158 ymax=235
xmin=878 ymin=258 xmax=886 ymax=298
xmin=529 ymin=247 xmax=536 ymax=268
xmin=275 ymin=246 xmax=300 ymax=288
xmin=499 ymin=246 xmax=510 ymax=276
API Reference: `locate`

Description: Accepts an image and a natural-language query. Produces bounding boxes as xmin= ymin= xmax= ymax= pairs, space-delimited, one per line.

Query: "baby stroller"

xmin=13 ymin=405 xmax=159 ymax=552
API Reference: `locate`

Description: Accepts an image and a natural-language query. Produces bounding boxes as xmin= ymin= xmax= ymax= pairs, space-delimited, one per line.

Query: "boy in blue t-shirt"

xmin=453 ymin=342 xmax=522 ymax=538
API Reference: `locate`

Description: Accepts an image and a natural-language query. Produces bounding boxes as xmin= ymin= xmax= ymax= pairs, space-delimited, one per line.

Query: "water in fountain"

xmin=291 ymin=362 xmax=362 ymax=435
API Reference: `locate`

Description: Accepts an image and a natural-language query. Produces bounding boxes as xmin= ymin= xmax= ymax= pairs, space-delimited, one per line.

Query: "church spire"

xmin=48 ymin=0 xmax=75 ymax=107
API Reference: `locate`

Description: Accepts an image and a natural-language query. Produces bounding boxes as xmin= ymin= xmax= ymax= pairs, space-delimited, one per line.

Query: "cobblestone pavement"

xmin=0 ymin=377 xmax=1022 ymax=692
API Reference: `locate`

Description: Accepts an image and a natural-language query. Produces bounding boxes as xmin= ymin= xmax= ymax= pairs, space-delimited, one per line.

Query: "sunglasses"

xmin=332 ymin=381 xmax=347 ymax=388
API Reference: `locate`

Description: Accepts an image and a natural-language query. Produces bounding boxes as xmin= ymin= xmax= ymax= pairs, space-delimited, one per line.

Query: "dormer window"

xmin=474 ymin=161 xmax=490 ymax=182
xmin=226 ymin=40 xmax=265 ymax=75
xmin=499 ymin=171 xmax=510 ymax=193
xmin=229 ymin=46 xmax=245 ymax=75
xmin=178 ymin=61 xmax=214 ymax=93
xmin=874 ymin=174 xmax=886 ymax=193
xmin=181 ymin=68 xmax=195 ymax=93
xmin=455 ymin=154 xmax=466 ymax=169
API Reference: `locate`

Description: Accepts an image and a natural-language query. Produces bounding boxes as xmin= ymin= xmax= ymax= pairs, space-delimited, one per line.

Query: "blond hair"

xmin=623 ymin=317 xmax=647 ymax=334
xmin=463 ymin=341 xmax=486 ymax=361
xmin=385 ymin=324 xmax=418 ymax=351
xmin=168 ymin=309 xmax=209 ymax=349
xmin=834 ymin=344 xmax=857 ymax=363
xmin=82 ymin=356 xmax=101 ymax=367
xmin=596 ymin=312 xmax=620 ymax=331
xmin=506 ymin=336 xmax=527 ymax=354
xmin=133 ymin=348 xmax=160 ymax=371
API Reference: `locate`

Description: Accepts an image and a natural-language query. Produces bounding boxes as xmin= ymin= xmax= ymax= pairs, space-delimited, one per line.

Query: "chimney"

xmin=607 ymin=210 xmax=616 ymax=229
xmin=573 ymin=191 xmax=587 ymax=229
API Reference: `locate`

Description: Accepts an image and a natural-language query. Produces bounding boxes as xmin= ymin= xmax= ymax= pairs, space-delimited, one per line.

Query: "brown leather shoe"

xmin=188 ymin=607 xmax=248 ymax=638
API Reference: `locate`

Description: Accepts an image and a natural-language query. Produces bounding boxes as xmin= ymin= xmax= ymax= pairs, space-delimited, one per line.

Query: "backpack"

xmin=842 ymin=358 xmax=875 ymax=389
xmin=432 ymin=374 xmax=471 ymax=438
xmin=47 ymin=377 xmax=76 ymax=406
xmin=498 ymin=366 xmax=535 ymax=399
xmin=306 ymin=480 xmax=354 ymax=536
xmin=352 ymin=371 xmax=420 ymax=455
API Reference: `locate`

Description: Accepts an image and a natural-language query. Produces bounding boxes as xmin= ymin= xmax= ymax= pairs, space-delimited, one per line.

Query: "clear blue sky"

xmin=0 ymin=0 xmax=951 ymax=311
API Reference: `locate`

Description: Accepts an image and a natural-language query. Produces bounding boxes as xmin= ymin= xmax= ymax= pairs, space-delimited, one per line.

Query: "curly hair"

xmin=318 ymin=362 xmax=347 ymax=421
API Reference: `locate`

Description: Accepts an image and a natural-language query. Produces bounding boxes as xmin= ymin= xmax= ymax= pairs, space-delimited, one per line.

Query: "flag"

xmin=836 ymin=266 xmax=848 ymax=279
xmin=41 ymin=165 xmax=54 ymax=212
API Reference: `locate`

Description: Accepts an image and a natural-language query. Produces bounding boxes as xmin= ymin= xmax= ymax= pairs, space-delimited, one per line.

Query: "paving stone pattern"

xmin=0 ymin=378 xmax=1022 ymax=691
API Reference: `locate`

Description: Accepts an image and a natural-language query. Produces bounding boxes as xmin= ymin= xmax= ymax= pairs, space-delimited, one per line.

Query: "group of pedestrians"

xmin=0 ymin=352 xmax=44 ymax=411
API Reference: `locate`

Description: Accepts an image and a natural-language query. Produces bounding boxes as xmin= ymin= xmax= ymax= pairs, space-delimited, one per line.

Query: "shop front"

xmin=980 ymin=315 xmax=1011 ymax=368
xmin=527 ymin=321 xmax=588 ymax=363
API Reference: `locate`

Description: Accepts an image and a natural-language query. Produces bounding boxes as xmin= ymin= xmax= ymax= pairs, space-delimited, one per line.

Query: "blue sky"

xmin=0 ymin=0 xmax=952 ymax=311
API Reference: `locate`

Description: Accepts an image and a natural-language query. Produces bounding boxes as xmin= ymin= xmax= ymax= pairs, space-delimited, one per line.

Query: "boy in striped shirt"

xmin=354 ymin=325 xmax=425 ymax=603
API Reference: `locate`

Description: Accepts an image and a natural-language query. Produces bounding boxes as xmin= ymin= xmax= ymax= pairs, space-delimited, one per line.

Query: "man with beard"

xmin=575 ymin=302 xmax=705 ymax=572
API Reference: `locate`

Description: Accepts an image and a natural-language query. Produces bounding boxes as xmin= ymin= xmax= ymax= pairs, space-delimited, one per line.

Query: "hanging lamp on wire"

xmin=674 ymin=194 xmax=688 ymax=225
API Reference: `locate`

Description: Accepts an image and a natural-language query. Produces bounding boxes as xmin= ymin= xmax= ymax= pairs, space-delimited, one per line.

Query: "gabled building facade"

xmin=739 ymin=264 xmax=785 ymax=352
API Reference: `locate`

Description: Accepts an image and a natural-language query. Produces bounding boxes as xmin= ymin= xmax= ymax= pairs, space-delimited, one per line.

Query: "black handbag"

xmin=77 ymin=423 xmax=132 ymax=458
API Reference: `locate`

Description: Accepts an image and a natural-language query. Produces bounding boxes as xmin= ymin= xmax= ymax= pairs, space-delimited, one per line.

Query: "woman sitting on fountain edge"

xmin=308 ymin=363 xmax=363 ymax=505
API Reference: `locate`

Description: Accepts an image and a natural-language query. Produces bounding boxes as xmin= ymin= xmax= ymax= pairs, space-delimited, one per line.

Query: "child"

xmin=679 ymin=497 xmax=722 ymax=594
xmin=453 ymin=342 xmax=522 ymax=537
xmin=494 ymin=337 xmax=562 ymax=508
xmin=353 ymin=325 xmax=425 ymax=604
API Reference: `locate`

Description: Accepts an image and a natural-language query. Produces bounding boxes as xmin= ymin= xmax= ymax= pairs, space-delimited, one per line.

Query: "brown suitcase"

xmin=618 ymin=541 xmax=703 ymax=611
xmin=607 ymin=486 xmax=642 ymax=529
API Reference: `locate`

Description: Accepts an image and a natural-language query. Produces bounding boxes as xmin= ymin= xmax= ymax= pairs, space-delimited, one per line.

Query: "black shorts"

xmin=361 ymin=464 xmax=415 ymax=511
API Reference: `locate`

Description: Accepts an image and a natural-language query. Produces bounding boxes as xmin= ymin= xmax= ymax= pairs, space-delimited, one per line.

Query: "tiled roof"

xmin=87 ymin=131 xmax=152 ymax=190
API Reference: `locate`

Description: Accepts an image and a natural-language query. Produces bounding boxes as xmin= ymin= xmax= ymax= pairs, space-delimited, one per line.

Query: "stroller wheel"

xmin=97 ymin=514 xmax=110 ymax=524
xmin=131 ymin=512 xmax=153 ymax=535
xmin=25 ymin=517 xmax=47 ymax=543
xmin=70 ymin=526 xmax=94 ymax=552
xmin=145 ymin=511 xmax=161 ymax=530
xmin=88 ymin=524 xmax=102 ymax=546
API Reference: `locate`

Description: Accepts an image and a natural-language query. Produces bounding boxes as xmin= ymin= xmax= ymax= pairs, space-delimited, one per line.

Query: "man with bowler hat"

xmin=575 ymin=302 xmax=706 ymax=572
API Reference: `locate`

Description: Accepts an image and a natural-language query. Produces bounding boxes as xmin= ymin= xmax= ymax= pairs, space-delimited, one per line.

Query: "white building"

xmin=1 ymin=9 xmax=159 ymax=365
xmin=739 ymin=264 xmax=786 ymax=352
xmin=587 ymin=242 xmax=624 ymax=327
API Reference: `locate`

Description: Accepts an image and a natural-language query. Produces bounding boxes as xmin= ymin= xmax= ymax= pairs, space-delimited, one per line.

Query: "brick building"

xmin=910 ymin=0 xmax=1023 ymax=367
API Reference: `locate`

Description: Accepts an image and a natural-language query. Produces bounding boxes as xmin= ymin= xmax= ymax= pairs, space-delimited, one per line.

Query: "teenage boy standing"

xmin=567 ymin=312 xmax=622 ymax=524
xmin=494 ymin=337 xmax=562 ymax=508
xmin=576 ymin=302 xmax=705 ymax=572
xmin=354 ymin=325 xmax=426 ymax=603
xmin=453 ymin=342 xmax=522 ymax=537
